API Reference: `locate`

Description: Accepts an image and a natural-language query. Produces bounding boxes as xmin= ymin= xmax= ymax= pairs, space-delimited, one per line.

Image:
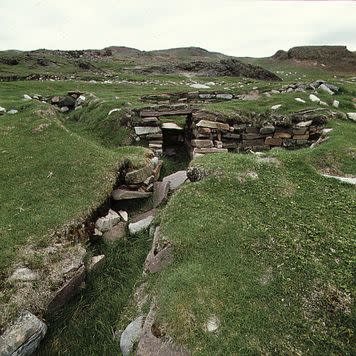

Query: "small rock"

xmin=0 ymin=106 xmax=7 ymax=115
xmin=319 ymin=83 xmax=334 ymax=95
xmin=60 ymin=106 xmax=69 ymax=112
xmin=162 ymin=171 xmax=188 ymax=191
xmin=119 ymin=210 xmax=129 ymax=222
xmin=108 ymin=108 xmax=121 ymax=116
xmin=94 ymin=228 xmax=103 ymax=237
xmin=216 ymin=93 xmax=233 ymax=100
xmin=134 ymin=126 xmax=161 ymax=136
xmin=309 ymin=94 xmax=320 ymax=103
xmin=120 ymin=316 xmax=144 ymax=356
xmin=296 ymin=120 xmax=313 ymax=128
xmin=189 ymin=83 xmax=210 ymax=89
xmin=260 ymin=126 xmax=275 ymax=135
xmin=23 ymin=94 xmax=32 ymax=100
xmin=271 ymin=104 xmax=282 ymax=110
xmin=161 ymin=122 xmax=183 ymax=130
xmin=95 ymin=209 xmax=120 ymax=232
xmin=9 ymin=267 xmax=39 ymax=282
xmin=332 ymin=100 xmax=340 ymax=108
xmin=295 ymin=98 xmax=306 ymax=103
xmin=319 ymin=101 xmax=328 ymax=106
xmin=76 ymin=95 xmax=86 ymax=106
xmin=7 ymin=109 xmax=18 ymax=115
xmin=151 ymin=157 xmax=159 ymax=167
xmin=205 ymin=315 xmax=220 ymax=333
xmin=88 ymin=255 xmax=105 ymax=271
xmin=0 ymin=311 xmax=47 ymax=356
xmin=347 ymin=113 xmax=356 ymax=122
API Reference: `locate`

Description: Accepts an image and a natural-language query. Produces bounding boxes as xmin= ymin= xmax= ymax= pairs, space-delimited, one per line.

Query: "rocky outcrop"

xmin=135 ymin=59 xmax=281 ymax=81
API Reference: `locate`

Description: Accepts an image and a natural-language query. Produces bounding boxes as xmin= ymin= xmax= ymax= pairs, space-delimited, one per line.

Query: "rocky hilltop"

xmin=272 ymin=45 xmax=356 ymax=70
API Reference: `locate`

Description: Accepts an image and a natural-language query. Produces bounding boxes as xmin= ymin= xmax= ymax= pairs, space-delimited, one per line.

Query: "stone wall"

xmin=134 ymin=105 xmax=325 ymax=157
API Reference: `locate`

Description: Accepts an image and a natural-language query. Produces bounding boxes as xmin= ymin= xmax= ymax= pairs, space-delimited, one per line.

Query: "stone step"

xmin=112 ymin=189 xmax=152 ymax=201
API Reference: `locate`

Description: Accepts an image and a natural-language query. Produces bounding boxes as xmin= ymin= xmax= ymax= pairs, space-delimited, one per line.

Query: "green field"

xmin=0 ymin=50 xmax=355 ymax=354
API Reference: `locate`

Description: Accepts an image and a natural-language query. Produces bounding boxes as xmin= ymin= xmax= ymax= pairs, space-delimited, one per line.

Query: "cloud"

xmin=0 ymin=0 xmax=355 ymax=56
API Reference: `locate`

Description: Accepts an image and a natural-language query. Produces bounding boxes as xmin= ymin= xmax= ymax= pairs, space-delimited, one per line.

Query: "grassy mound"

xmin=152 ymin=120 xmax=355 ymax=354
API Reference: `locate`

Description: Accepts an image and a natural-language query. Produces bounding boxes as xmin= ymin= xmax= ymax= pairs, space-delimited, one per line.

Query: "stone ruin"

xmin=134 ymin=105 xmax=327 ymax=158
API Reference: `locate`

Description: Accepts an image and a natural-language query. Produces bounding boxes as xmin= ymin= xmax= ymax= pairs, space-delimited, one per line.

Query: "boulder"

xmin=153 ymin=181 xmax=170 ymax=208
xmin=0 ymin=311 xmax=47 ymax=356
xmin=103 ymin=222 xmax=127 ymax=242
xmin=112 ymin=189 xmax=152 ymax=201
xmin=125 ymin=165 xmax=153 ymax=185
xmin=95 ymin=209 xmax=120 ymax=232
xmin=120 ymin=316 xmax=144 ymax=356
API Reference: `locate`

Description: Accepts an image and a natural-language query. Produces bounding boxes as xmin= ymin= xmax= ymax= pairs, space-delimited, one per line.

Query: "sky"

xmin=0 ymin=0 xmax=355 ymax=57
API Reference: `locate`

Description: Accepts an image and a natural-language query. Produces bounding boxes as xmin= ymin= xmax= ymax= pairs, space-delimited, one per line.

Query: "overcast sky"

xmin=0 ymin=0 xmax=355 ymax=57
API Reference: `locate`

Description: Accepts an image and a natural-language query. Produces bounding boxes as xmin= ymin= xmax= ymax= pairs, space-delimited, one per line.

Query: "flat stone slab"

xmin=196 ymin=120 xmax=230 ymax=131
xmin=120 ymin=316 xmax=144 ymax=356
xmin=161 ymin=122 xmax=184 ymax=130
xmin=112 ymin=189 xmax=152 ymax=201
xmin=88 ymin=255 xmax=106 ymax=272
xmin=162 ymin=171 xmax=187 ymax=191
xmin=153 ymin=181 xmax=170 ymax=208
xmin=129 ymin=215 xmax=155 ymax=235
xmin=134 ymin=126 xmax=162 ymax=136
xmin=0 ymin=311 xmax=47 ymax=356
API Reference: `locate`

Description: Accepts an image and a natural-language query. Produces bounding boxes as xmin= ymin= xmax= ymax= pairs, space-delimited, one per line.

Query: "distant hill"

xmin=271 ymin=45 xmax=356 ymax=71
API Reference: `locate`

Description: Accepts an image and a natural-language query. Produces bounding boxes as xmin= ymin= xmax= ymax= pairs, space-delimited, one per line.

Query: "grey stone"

xmin=309 ymin=94 xmax=320 ymax=103
xmin=88 ymin=255 xmax=105 ymax=272
xmin=0 ymin=106 xmax=6 ymax=115
xmin=260 ymin=126 xmax=275 ymax=135
xmin=129 ymin=214 xmax=154 ymax=235
xmin=296 ymin=120 xmax=313 ymax=128
xmin=161 ymin=123 xmax=183 ymax=130
xmin=23 ymin=94 xmax=32 ymax=100
xmin=134 ymin=126 xmax=161 ymax=136
xmin=120 ymin=316 xmax=144 ymax=356
xmin=321 ymin=174 xmax=356 ymax=185
xmin=191 ymin=139 xmax=213 ymax=148
xmin=196 ymin=120 xmax=230 ymax=131
xmin=112 ymin=189 xmax=152 ymax=201
xmin=60 ymin=106 xmax=69 ymax=112
xmin=118 ymin=210 xmax=129 ymax=222
xmin=102 ymin=222 xmax=127 ymax=242
xmin=199 ymin=93 xmax=215 ymax=99
xmin=332 ymin=100 xmax=340 ymax=108
xmin=95 ymin=209 xmax=120 ymax=232
xmin=319 ymin=83 xmax=334 ymax=95
xmin=271 ymin=104 xmax=282 ymax=110
xmin=153 ymin=181 xmax=170 ymax=208
xmin=7 ymin=109 xmax=18 ymax=115
xmin=9 ymin=268 xmax=39 ymax=282
xmin=347 ymin=112 xmax=356 ymax=122
xmin=0 ymin=311 xmax=47 ymax=356
xmin=204 ymin=315 xmax=220 ymax=333
xmin=125 ymin=165 xmax=153 ymax=185
xmin=216 ymin=93 xmax=233 ymax=100
xmin=76 ymin=95 xmax=86 ymax=106
xmin=162 ymin=171 xmax=188 ymax=191
xmin=295 ymin=98 xmax=306 ymax=103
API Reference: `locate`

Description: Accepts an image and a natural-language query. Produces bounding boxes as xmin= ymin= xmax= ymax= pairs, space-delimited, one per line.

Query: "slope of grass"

xmin=152 ymin=119 xmax=356 ymax=354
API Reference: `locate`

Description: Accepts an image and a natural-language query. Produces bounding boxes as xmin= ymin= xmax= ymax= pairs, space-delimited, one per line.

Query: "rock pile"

xmin=50 ymin=91 xmax=86 ymax=112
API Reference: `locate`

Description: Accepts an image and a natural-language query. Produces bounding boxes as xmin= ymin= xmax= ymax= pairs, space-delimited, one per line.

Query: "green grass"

xmin=152 ymin=119 xmax=356 ymax=354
